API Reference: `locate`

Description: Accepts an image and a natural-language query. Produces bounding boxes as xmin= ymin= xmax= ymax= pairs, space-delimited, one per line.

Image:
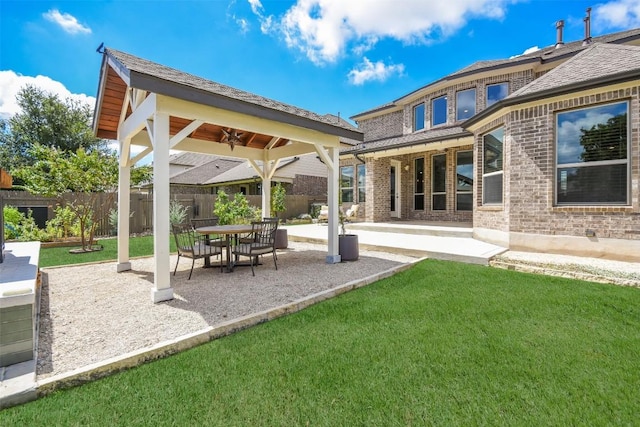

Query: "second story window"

xmin=456 ymin=88 xmax=476 ymax=120
xmin=413 ymin=103 xmax=425 ymax=131
xmin=487 ymin=83 xmax=509 ymax=107
xmin=432 ymin=96 xmax=447 ymax=126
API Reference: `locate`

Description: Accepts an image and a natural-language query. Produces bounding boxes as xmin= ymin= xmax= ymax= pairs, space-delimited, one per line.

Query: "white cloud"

xmin=510 ymin=45 xmax=540 ymax=58
xmin=594 ymin=0 xmax=640 ymax=29
xmin=252 ymin=0 xmax=511 ymax=65
xmin=0 ymin=71 xmax=96 ymax=120
xmin=348 ymin=58 xmax=404 ymax=85
xmin=43 ymin=9 xmax=91 ymax=35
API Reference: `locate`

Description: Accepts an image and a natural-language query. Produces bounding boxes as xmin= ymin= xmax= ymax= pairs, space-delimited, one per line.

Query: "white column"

xmin=151 ymin=112 xmax=173 ymax=303
xmin=326 ymin=147 xmax=341 ymax=263
xmin=262 ymin=160 xmax=272 ymax=218
xmin=116 ymin=151 xmax=131 ymax=272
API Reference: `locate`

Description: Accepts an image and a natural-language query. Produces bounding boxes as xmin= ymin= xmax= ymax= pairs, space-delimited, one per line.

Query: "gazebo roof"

xmin=93 ymin=48 xmax=362 ymax=152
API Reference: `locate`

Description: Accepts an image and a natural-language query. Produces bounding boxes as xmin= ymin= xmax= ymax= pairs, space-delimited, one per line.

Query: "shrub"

xmin=214 ymin=191 xmax=260 ymax=225
xmin=3 ymin=205 xmax=24 ymax=240
xmin=169 ymin=199 xmax=189 ymax=225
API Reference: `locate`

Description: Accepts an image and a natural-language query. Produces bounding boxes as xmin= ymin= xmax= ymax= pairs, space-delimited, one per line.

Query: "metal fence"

xmin=1 ymin=190 xmax=325 ymax=236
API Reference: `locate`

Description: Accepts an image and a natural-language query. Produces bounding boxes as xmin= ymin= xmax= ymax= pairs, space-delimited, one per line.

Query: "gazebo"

xmin=93 ymin=48 xmax=363 ymax=302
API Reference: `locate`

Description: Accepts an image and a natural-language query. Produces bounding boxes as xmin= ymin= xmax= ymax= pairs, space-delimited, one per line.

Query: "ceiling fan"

xmin=221 ymin=128 xmax=244 ymax=151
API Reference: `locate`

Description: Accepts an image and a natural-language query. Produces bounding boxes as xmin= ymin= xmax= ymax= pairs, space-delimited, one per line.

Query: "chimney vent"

xmin=555 ymin=20 xmax=565 ymax=48
xmin=583 ymin=7 xmax=592 ymax=45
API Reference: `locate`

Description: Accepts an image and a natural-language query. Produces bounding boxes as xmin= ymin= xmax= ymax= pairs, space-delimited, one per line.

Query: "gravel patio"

xmin=36 ymin=242 xmax=417 ymax=380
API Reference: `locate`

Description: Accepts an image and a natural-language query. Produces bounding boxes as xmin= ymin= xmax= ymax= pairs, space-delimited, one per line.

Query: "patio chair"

xmin=345 ymin=204 xmax=359 ymax=221
xmin=191 ymin=216 xmax=227 ymax=249
xmin=231 ymin=219 xmax=278 ymax=276
xmin=317 ymin=205 xmax=329 ymax=223
xmin=172 ymin=223 xmax=223 ymax=279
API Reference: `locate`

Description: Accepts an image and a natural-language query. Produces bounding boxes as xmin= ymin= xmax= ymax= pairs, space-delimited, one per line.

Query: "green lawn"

xmin=39 ymin=235 xmax=176 ymax=268
xmin=2 ymin=259 xmax=639 ymax=425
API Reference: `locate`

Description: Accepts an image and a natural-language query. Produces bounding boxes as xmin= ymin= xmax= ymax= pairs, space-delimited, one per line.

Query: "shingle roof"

xmin=168 ymin=152 xmax=218 ymax=167
xmin=205 ymin=153 xmax=326 ymax=184
xmin=342 ymin=126 xmax=471 ymax=155
xmin=509 ymin=43 xmax=640 ymax=98
xmin=170 ymin=157 xmax=242 ymax=185
xmin=105 ymin=48 xmax=362 ymax=140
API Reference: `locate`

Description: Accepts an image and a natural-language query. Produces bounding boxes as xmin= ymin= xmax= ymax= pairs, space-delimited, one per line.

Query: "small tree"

xmin=271 ymin=182 xmax=286 ymax=222
xmin=13 ymin=145 xmax=118 ymax=251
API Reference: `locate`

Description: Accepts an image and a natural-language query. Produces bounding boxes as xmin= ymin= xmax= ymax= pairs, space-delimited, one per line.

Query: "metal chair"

xmin=191 ymin=216 xmax=227 ymax=249
xmin=172 ymin=223 xmax=223 ymax=279
xmin=231 ymin=220 xmax=278 ymax=276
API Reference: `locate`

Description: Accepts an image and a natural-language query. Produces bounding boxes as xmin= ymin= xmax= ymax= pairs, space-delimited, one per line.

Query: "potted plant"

xmin=338 ymin=205 xmax=359 ymax=261
xmin=271 ymin=182 xmax=288 ymax=249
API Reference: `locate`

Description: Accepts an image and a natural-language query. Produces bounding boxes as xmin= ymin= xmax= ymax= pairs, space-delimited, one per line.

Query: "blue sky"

xmin=1 ymin=0 xmax=640 ymax=126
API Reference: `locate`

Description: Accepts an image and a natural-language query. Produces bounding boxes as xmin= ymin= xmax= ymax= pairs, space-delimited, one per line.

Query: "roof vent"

xmin=555 ymin=20 xmax=565 ymax=48
xmin=583 ymin=7 xmax=592 ymax=45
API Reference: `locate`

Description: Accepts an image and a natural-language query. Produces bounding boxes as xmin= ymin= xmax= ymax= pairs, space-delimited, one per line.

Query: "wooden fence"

xmin=1 ymin=190 xmax=325 ymax=236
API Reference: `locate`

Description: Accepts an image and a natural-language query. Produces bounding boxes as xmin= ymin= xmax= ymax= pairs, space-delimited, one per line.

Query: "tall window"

xmin=456 ymin=151 xmax=473 ymax=211
xmin=432 ymin=154 xmax=446 ymax=210
xmin=487 ymin=83 xmax=508 ymax=107
xmin=340 ymin=166 xmax=354 ymax=203
xmin=414 ymin=157 xmax=424 ymax=210
xmin=556 ymin=101 xmax=628 ymax=205
xmin=413 ymin=103 xmax=425 ymax=131
xmin=482 ymin=127 xmax=504 ymax=204
xmin=456 ymin=89 xmax=476 ymax=120
xmin=357 ymin=164 xmax=366 ymax=202
xmin=432 ymin=96 xmax=447 ymax=126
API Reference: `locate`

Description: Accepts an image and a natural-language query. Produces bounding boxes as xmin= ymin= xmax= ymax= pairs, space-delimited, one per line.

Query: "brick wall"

xmin=357 ymin=110 xmax=403 ymax=142
xmin=474 ymin=86 xmax=640 ymax=241
xmin=292 ymin=175 xmax=327 ymax=196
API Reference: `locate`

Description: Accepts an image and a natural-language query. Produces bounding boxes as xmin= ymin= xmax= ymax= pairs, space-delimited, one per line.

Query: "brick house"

xmin=343 ymin=26 xmax=640 ymax=261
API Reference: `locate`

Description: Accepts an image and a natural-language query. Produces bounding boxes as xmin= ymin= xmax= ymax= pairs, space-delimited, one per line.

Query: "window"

xmin=357 ymin=164 xmax=366 ymax=203
xmin=414 ymin=157 xmax=424 ymax=210
xmin=556 ymin=101 xmax=628 ymax=205
xmin=456 ymin=151 xmax=473 ymax=211
xmin=487 ymin=83 xmax=508 ymax=107
xmin=340 ymin=166 xmax=354 ymax=203
xmin=413 ymin=103 xmax=425 ymax=131
xmin=432 ymin=154 xmax=446 ymax=210
xmin=432 ymin=96 xmax=447 ymax=126
xmin=456 ymin=89 xmax=476 ymax=120
xmin=482 ymin=127 xmax=504 ymax=204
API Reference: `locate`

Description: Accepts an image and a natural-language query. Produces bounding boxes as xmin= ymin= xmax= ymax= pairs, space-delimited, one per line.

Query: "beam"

xmin=118 ymin=93 xmax=156 ymax=142
xmin=157 ymin=95 xmax=340 ymax=147
xmin=170 ymin=119 xmax=203 ymax=149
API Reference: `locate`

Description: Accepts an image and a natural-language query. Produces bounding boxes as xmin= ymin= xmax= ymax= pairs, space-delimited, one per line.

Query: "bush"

xmin=169 ymin=200 xmax=189 ymax=225
xmin=3 ymin=205 xmax=24 ymax=240
xmin=214 ymin=191 xmax=261 ymax=225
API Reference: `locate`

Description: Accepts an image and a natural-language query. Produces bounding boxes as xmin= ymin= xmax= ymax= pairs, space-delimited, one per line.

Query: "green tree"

xmin=13 ymin=145 xmax=118 ymax=251
xmin=0 ymin=85 xmax=109 ymax=173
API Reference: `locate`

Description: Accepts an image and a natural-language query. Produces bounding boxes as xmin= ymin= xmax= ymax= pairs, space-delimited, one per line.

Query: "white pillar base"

xmin=151 ymin=287 xmax=174 ymax=303
xmin=116 ymin=262 xmax=132 ymax=272
xmin=326 ymin=254 xmax=341 ymax=264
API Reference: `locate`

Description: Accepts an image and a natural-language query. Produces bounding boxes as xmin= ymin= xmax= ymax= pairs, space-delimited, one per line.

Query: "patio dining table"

xmin=196 ymin=224 xmax=254 ymax=272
